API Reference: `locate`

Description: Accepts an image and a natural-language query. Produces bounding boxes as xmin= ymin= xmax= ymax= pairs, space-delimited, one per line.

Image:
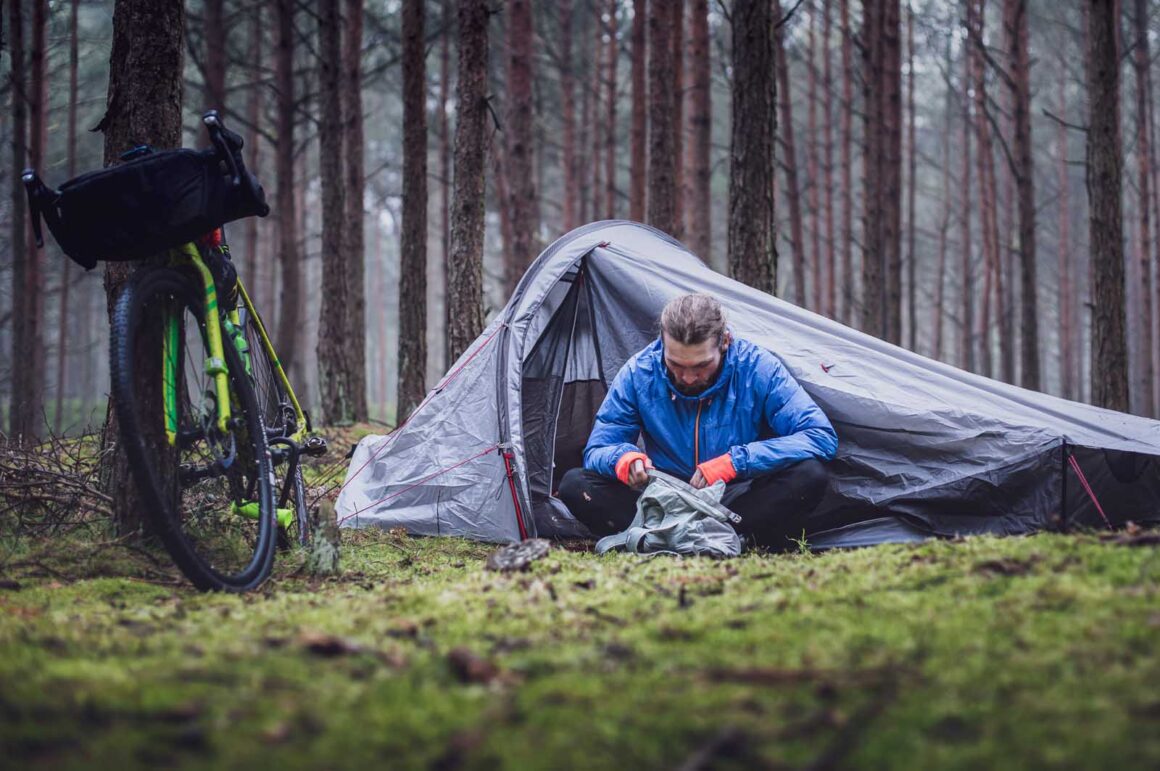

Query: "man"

xmin=558 ymin=293 xmax=838 ymax=550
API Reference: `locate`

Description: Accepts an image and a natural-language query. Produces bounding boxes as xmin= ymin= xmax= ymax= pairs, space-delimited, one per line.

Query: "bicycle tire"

xmin=110 ymin=267 xmax=277 ymax=591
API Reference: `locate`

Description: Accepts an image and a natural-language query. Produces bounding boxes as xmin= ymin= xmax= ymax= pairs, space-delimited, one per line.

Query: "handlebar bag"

xmin=29 ymin=147 xmax=268 ymax=270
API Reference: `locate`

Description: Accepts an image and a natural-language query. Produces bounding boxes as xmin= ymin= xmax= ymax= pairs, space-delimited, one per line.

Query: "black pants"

xmin=558 ymin=459 xmax=831 ymax=551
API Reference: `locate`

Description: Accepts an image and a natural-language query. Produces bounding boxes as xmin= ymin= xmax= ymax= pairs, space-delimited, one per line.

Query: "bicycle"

xmin=23 ymin=111 xmax=326 ymax=592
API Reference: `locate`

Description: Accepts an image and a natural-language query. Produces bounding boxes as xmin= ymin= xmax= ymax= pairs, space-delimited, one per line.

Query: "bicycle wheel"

xmin=236 ymin=301 xmax=311 ymax=547
xmin=110 ymin=267 xmax=276 ymax=591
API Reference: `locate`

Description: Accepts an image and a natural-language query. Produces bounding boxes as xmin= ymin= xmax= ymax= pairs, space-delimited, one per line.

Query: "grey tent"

xmin=337 ymin=221 xmax=1160 ymax=546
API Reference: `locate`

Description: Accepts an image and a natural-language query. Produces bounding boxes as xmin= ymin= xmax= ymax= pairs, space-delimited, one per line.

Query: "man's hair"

xmin=660 ymin=293 xmax=728 ymax=347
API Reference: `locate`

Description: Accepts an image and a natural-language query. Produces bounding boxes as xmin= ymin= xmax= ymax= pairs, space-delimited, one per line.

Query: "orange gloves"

xmin=696 ymin=453 xmax=737 ymax=486
xmin=615 ymin=451 xmax=652 ymax=485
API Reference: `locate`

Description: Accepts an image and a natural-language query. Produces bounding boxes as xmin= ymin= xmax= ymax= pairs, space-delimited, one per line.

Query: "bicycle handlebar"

xmin=203 ymin=110 xmax=270 ymax=217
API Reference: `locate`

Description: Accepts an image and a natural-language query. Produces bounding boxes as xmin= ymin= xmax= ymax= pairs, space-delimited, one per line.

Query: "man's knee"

xmin=749 ymin=458 xmax=830 ymax=508
xmin=557 ymin=468 xmax=591 ymax=508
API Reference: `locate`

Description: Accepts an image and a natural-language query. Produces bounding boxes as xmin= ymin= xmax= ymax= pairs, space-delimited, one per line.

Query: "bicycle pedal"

xmin=303 ymin=435 xmax=328 ymax=457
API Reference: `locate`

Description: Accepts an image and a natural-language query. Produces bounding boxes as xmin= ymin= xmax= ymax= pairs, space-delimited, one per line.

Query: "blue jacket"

xmin=583 ymin=337 xmax=838 ymax=481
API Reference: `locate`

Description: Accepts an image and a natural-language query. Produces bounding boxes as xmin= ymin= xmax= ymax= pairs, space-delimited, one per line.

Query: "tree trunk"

xmin=688 ymin=0 xmax=711 ymax=263
xmin=905 ymin=2 xmax=916 ymax=350
xmin=1132 ymin=0 xmax=1153 ymax=414
xmin=839 ymin=0 xmax=855 ymax=325
xmin=807 ymin=3 xmax=822 ymax=311
xmin=1056 ymin=60 xmax=1075 ymax=400
xmin=883 ymin=0 xmax=902 ymax=344
xmin=447 ymin=0 xmax=488 ymax=363
xmin=630 ymin=0 xmax=646 ymax=222
xmin=7 ymin=0 xmax=27 ymax=439
xmin=55 ymin=0 xmax=81 ymax=433
xmin=605 ymin=0 xmax=619 ymax=219
xmin=823 ymin=0 xmax=836 ymax=318
xmin=670 ymin=0 xmax=684 ymax=236
xmin=203 ymin=0 xmax=226 ymax=112
xmin=728 ymin=0 xmax=776 ymax=293
xmin=344 ymin=0 xmax=368 ymax=421
xmin=397 ymin=0 xmax=428 ymax=420
xmin=971 ymin=0 xmax=999 ymax=378
xmin=773 ymin=0 xmax=806 ymax=305
xmin=959 ymin=0 xmax=975 ymax=371
xmin=1086 ymin=0 xmax=1128 ymax=411
xmin=561 ymin=0 xmax=577 ymax=231
xmin=647 ymin=0 xmax=676 ymax=233
xmin=99 ymin=0 xmax=185 ymax=535
xmin=440 ymin=0 xmax=454 ymax=369
xmin=317 ymin=0 xmax=354 ymax=423
xmin=274 ymin=0 xmax=301 ymax=381
xmin=505 ymin=0 xmax=537 ymax=293
xmin=243 ymin=3 xmax=263 ymax=308
xmin=18 ymin=0 xmax=48 ymax=442
xmin=591 ymin=6 xmax=604 ymax=221
xmin=933 ymin=30 xmax=953 ymax=361
xmin=1004 ymin=0 xmax=1040 ymax=391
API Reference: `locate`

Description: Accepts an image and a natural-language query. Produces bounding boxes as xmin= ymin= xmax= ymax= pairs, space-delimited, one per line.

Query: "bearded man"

xmin=558 ymin=293 xmax=838 ymax=550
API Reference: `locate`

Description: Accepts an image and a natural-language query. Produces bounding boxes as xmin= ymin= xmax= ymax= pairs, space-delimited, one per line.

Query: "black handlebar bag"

xmin=26 ymin=147 xmax=269 ymax=270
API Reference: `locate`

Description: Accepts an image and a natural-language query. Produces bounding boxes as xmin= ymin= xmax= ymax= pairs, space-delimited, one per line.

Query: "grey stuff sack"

xmin=595 ymin=470 xmax=743 ymax=558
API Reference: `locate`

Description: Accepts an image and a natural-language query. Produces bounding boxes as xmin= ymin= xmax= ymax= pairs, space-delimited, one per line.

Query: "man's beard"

xmin=666 ymin=362 xmax=723 ymax=396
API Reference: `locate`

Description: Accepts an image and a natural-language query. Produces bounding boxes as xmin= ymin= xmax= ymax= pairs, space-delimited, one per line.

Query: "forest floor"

xmin=2 ymin=428 xmax=1160 ymax=769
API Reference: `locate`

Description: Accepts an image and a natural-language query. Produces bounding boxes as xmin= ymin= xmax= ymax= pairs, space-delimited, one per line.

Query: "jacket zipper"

xmin=694 ymin=399 xmax=704 ymax=468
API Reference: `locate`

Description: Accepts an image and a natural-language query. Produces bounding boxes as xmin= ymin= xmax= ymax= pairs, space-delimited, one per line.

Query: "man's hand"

xmin=628 ymin=459 xmax=651 ymax=489
xmin=689 ymin=468 xmax=707 ymax=489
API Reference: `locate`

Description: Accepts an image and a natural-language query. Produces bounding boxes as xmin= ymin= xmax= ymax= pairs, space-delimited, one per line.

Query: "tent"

xmin=336 ymin=221 xmax=1160 ymax=547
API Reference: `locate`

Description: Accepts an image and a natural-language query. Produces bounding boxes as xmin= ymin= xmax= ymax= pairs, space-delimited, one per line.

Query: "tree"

xmin=1131 ymin=0 xmax=1153 ymax=414
xmin=242 ymin=3 xmax=263 ymax=306
xmin=670 ymin=0 xmax=684 ymax=235
xmin=1056 ymin=57 xmax=1075 ymax=401
xmin=203 ymin=0 xmax=226 ymax=112
xmin=807 ymin=2 xmax=822 ymax=311
xmin=398 ymin=0 xmax=428 ymax=420
xmin=55 ymin=0 xmax=82 ymax=434
xmin=99 ymin=0 xmax=185 ymax=534
xmin=561 ymin=0 xmax=578 ymax=231
xmin=839 ymin=0 xmax=855 ymax=325
xmin=630 ymin=0 xmax=646 ymax=222
xmin=647 ymin=0 xmax=676 ymax=233
xmin=274 ymin=0 xmax=302 ymax=385
xmin=439 ymin=0 xmax=455 ymax=369
xmin=728 ymin=0 xmax=777 ymax=294
xmin=344 ymin=0 xmax=368 ymax=421
xmin=687 ymin=0 xmax=711 ymax=262
xmin=774 ymin=0 xmax=806 ymax=304
xmin=447 ymin=0 xmax=489 ymax=363
xmin=905 ymin=2 xmax=916 ymax=349
xmin=860 ymin=0 xmax=902 ymax=342
xmin=604 ymin=0 xmax=619 ymax=219
xmin=959 ymin=0 xmax=975 ymax=371
xmin=1086 ymin=0 xmax=1128 ymax=411
xmin=317 ymin=0 xmax=355 ymax=423
xmin=8 ymin=0 xmax=28 ymax=439
xmin=505 ymin=0 xmax=537 ymax=292
xmin=822 ymin=0 xmax=836 ymax=318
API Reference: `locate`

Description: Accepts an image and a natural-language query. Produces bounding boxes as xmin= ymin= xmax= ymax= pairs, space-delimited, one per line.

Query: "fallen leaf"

xmin=448 ymin=647 xmax=500 ymax=684
xmin=298 ymin=631 xmax=364 ymax=657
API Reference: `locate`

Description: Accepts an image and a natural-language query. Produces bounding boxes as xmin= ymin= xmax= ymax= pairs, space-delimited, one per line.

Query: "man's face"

xmin=663 ymin=332 xmax=729 ymax=396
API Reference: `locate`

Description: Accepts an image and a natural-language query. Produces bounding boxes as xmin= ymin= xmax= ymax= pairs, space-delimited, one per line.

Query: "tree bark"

xmin=905 ymin=2 xmax=916 ymax=350
xmin=505 ymin=0 xmax=537 ymax=293
xmin=447 ymin=0 xmax=488 ymax=363
xmin=728 ymin=0 xmax=776 ymax=293
xmin=203 ymin=0 xmax=226 ymax=112
xmin=440 ymin=0 xmax=454 ymax=369
xmin=561 ymin=0 xmax=577 ymax=230
xmin=630 ymin=0 xmax=646 ymax=222
xmin=397 ymin=0 xmax=428 ymax=420
xmin=99 ymin=0 xmax=185 ymax=535
xmin=823 ymin=0 xmax=836 ymax=318
xmin=605 ymin=0 xmax=619 ymax=219
xmin=243 ymin=3 xmax=263 ymax=309
xmin=1056 ymin=60 xmax=1075 ymax=401
xmin=971 ymin=0 xmax=999 ymax=378
xmin=55 ymin=0 xmax=82 ymax=434
xmin=807 ymin=3 xmax=822 ymax=311
xmin=647 ymin=0 xmax=676 ymax=233
xmin=7 ymin=0 xmax=27 ymax=439
xmin=670 ymin=0 xmax=684 ymax=236
xmin=317 ymin=0 xmax=354 ymax=423
xmin=933 ymin=30 xmax=953 ymax=361
xmin=959 ymin=0 xmax=975 ymax=371
xmin=274 ymin=0 xmax=301 ymax=382
xmin=1086 ymin=0 xmax=1128 ymax=411
xmin=839 ymin=0 xmax=855 ymax=325
xmin=688 ymin=0 xmax=711 ymax=262
xmin=1132 ymin=0 xmax=1153 ymax=414
xmin=773 ymin=0 xmax=806 ymax=305
xmin=344 ymin=0 xmax=368 ymax=421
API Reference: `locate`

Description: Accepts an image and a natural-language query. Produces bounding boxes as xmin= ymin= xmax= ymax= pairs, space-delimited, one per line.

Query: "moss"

xmin=1 ymin=531 xmax=1158 ymax=768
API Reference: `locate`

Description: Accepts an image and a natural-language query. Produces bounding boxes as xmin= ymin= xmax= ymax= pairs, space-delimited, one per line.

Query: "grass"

xmin=1 ymin=527 xmax=1159 ymax=769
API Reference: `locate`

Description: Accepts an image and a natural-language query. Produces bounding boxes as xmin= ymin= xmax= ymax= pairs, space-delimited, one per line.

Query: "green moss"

xmin=1 ymin=531 xmax=1158 ymax=768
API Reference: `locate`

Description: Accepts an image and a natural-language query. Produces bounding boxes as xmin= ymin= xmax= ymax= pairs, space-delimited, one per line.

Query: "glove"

xmin=615 ymin=451 xmax=652 ymax=486
xmin=696 ymin=453 xmax=737 ymax=486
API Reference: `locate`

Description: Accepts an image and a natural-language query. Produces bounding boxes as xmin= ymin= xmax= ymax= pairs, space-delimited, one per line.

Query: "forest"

xmin=3 ymin=0 xmax=1158 ymax=438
